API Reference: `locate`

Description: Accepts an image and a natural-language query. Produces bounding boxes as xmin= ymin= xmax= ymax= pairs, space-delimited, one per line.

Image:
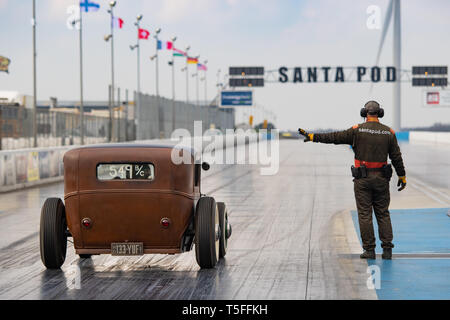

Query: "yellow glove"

xmin=298 ymin=128 xmax=314 ymax=142
xmin=397 ymin=176 xmax=406 ymax=191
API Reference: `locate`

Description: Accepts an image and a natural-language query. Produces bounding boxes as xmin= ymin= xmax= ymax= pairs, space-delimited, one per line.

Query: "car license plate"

xmin=111 ymin=242 xmax=144 ymax=256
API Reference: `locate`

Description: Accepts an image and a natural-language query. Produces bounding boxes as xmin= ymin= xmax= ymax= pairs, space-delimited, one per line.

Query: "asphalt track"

xmin=0 ymin=140 xmax=449 ymax=299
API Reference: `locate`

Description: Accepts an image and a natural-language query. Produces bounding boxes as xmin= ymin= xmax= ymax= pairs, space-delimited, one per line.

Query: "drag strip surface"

xmin=1 ymin=140 xmax=446 ymax=299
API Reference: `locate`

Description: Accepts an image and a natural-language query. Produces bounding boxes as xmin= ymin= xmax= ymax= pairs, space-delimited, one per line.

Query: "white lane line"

xmin=411 ymin=178 xmax=450 ymax=201
xmin=408 ymin=183 xmax=449 ymax=206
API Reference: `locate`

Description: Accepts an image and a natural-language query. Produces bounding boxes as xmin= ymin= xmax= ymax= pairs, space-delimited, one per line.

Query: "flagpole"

xmin=196 ymin=73 xmax=199 ymax=107
xmin=137 ymin=29 xmax=140 ymax=139
xmin=203 ymin=60 xmax=208 ymax=106
xmin=117 ymin=87 xmax=121 ymax=141
xmin=196 ymin=55 xmax=200 ymax=107
xmin=78 ymin=4 xmax=85 ymax=145
xmin=185 ymin=46 xmax=190 ymax=104
xmin=125 ymin=88 xmax=128 ymax=141
xmin=133 ymin=15 xmax=142 ymax=140
xmin=32 ymin=0 xmax=37 ymax=147
xmin=154 ymin=28 xmax=161 ymax=97
xmin=171 ymin=37 xmax=177 ymax=132
xmin=154 ymin=28 xmax=161 ymax=136
xmin=216 ymin=68 xmax=221 ymax=107
xmin=108 ymin=1 xmax=116 ymax=142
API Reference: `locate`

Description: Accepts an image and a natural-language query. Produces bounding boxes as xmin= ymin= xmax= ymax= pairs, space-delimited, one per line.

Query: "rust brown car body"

xmin=64 ymin=144 xmax=200 ymax=255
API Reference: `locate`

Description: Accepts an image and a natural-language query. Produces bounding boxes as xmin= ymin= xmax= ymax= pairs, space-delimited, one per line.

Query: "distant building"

xmin=0 ymin=91 xmax=33 ymax=108
xmin=37 ymin=99 xmax=135 ymax=119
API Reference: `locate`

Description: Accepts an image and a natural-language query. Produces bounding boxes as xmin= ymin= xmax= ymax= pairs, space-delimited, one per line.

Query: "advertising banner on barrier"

xmin=27 ymin=152 xmax=40 ymax=182
xmin=39 ymin=151 xmax=50 ymax=179
xmin=58 ymin=150 xmax=65 ymax=175
xmin=0 ymin=146 xmax=72 ymax=192
xmin=0 ymin=155 xmax=3 ymax=187
xmin=49 ymin=150 xmax=60 ymax=177
xmin=3 ymin=154 xmax=16 ymax=186
xmin=423 ymin=89 xmax=450 ymax=107
xmin=15 ymin=153 xmax=28 ymax=184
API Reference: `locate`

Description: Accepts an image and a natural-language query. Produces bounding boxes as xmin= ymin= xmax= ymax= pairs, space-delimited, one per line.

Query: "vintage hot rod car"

xmin=39 ymin=144 xmax=231 ymax=269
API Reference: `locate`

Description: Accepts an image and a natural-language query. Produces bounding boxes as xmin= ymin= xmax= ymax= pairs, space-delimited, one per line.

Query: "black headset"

xmin=360 ymin=101 xmax=384 ymax=118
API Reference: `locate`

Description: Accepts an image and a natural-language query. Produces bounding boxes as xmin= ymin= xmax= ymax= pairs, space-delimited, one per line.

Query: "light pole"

xmin=32 ymin=0 xmax=37 ymax=147
xmin=185 ymin=45 xmax=190 ymax=104
xmin=170 ymin=36 xmax=177 ymax=132
xmin=105 ymin=0 xmax=116 ymax=142
xmin=130 ymin=14 xmax=142 ymax=137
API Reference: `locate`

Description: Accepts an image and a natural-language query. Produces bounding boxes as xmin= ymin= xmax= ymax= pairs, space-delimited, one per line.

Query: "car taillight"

xmin=82 ymin=218 xmax=92 ymax=228
xmin=160 ymin=218 xmax=171 ymax=228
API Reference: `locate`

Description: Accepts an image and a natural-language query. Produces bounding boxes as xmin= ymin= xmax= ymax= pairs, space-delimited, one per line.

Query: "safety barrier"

xmin=0 ymin=131 xmax=260 ymax=193
xmin=409 ymin=131 xmax=450 ymax=145
xmin=0 ymin=146 xmax=69 ymax=192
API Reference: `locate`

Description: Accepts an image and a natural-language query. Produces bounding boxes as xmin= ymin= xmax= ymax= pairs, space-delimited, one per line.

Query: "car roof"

xmin=78 ymin=143 xmax=200 ymax=156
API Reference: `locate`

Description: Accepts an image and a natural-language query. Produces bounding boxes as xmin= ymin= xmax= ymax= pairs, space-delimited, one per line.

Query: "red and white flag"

xmin=138 ymin=28 xmax=150 ymax=40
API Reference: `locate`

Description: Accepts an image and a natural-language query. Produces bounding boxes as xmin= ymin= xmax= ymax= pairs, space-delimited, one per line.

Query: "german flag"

xmin=187 ymin=57 xmax=198 ymax=64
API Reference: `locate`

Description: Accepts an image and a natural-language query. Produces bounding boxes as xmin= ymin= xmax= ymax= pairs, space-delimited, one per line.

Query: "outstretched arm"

xmin=298 ymin=127 xmax=355 ymax=145
xmin=298 ymin=128 xmax=314 ymax=142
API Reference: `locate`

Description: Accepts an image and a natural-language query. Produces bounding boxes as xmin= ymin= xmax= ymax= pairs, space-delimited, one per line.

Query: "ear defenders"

xmin=360 ymin=101 xmax=384 ymax=118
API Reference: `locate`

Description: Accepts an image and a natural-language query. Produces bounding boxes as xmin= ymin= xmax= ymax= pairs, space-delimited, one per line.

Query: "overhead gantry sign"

xmin=228 ymin=65 xmax=448 ymax=87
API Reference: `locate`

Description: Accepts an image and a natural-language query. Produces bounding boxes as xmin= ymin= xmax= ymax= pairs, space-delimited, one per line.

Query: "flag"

xmin=112 ymin=16 xmax=124 ymax=29
xmin=187 ymin=57 xmax=198 ymax=64
xmin=173 ymin=48 xmax=186 ymax=57
xmin=157 ymin=40 xmax=173 ymax=50
xmin=79 ymin=0 xmax=100 ymax=12
xmin=0 ymin=56 xmax=11 ymax=73
xmin=197 ymin=63 xmax=207 ymax=71
xmin=138 ymin=28 xmax=150 ymax=40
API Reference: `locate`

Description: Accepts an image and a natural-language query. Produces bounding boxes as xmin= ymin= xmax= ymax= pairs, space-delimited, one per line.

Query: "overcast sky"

xmin=0 ymin=0 xmax=449 ymax=130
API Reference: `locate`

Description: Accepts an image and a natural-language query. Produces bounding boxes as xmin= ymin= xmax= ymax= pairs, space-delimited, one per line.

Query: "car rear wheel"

xmin=217 ymin=202 xmax=229 ymax=258
xmin=40 ymin=198 xmax=67 ymax=269
xmin=195 ymin=197 xmax=220 ymax=268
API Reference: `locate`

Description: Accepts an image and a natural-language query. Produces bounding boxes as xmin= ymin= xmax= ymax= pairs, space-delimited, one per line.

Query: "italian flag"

xmin=173 ymin=48 xmax=186 ymax=57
